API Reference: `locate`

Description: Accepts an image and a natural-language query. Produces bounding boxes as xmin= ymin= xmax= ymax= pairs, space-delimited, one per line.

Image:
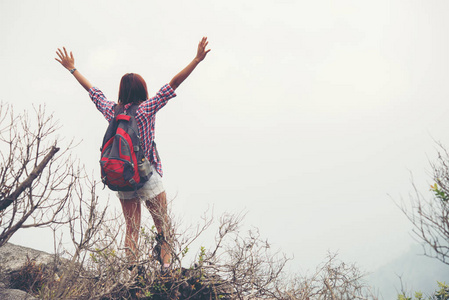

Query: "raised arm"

xmin=169 ymin=37 xmax=211 ymax=90
xmin=55 ymin=47 xmax=93 ymax=92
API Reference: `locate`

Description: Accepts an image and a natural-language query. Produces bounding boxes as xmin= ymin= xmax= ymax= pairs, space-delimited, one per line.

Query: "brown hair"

xmin=118 ymin=73 xmax=148 ymax=105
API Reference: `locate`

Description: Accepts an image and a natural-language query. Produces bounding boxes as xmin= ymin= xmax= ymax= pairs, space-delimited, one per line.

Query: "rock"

xmin=0 ymin=243 xmax=55 ymax=274
xmin=0 ymin=288 xmax=38 ymax=299
xmin=0 ymin=242 xmax=59 ymax=292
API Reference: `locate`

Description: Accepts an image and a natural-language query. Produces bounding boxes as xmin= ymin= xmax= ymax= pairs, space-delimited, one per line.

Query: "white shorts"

xmin=117 ymin=165 xmax=165 ymax=201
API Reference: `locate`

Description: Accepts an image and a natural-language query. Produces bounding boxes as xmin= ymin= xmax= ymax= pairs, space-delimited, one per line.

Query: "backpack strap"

xmin=120 ymin=103 xmax=144 ymax=152
xmin=125 ymin=104 xmax=140 ymax=117
xmin=116 ymin=103 xmax=159 ymax=165
xmin=113 ymin=103 xmax=139 ymax=119
xmin=113 ymin=104 xmax=124 ymax=117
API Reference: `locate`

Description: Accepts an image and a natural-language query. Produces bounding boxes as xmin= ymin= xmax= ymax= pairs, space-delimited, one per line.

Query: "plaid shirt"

xmin=89 ymin=84 xmax=177 ymax=177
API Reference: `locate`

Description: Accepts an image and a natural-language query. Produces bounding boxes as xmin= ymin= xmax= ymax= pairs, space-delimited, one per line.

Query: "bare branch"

xmin=399 ymin=142 xmax=449 ymax=266
xmin=0 ymin=146 xmax=59 ymax=211
xmin=0 ymin=103 xmax=79 ymax=247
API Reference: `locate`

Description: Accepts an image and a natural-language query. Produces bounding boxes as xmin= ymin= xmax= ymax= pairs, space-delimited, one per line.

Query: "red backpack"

xmin=100 ymin=104 xmax=152 ymax=191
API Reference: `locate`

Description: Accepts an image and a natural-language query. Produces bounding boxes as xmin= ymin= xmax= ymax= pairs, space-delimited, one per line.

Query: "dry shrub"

xmin=28 ymin=205 xmax=377 ymax=299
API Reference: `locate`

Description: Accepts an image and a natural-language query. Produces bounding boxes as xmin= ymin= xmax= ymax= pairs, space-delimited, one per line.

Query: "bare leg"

xmin=145 ymin=191 xmax=171 ymax=266
xmin=120 ymin=198 xmax=141 ymax=264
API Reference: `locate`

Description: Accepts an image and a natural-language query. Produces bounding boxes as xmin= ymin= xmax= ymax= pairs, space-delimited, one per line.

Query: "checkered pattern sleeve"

xmin=139 ymin=84 xmax=176 ymax=116
xmin=89 ymin=87 xmax=115 ymax=122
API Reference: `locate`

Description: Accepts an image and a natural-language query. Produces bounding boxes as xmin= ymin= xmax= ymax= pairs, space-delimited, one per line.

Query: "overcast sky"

xmin=2 ymin=0 xmax=449 ymax=279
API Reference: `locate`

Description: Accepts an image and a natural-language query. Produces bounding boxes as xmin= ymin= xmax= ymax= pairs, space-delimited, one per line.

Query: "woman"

xmin=55 ymin=37 xmax=211 ymax=271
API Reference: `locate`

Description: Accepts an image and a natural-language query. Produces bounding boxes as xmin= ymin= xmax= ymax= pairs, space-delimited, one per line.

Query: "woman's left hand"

xmin=55 ymin=47 xmax=75 ymax=70
xmin=195 ymin=37 xmax=211 ymax=62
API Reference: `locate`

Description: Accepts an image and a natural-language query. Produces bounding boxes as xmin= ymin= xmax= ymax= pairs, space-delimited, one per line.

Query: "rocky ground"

xmin=0 ymin=243 xmax=237 ymax=299
xmin=0 ymin=243 xmax=53 ymax=299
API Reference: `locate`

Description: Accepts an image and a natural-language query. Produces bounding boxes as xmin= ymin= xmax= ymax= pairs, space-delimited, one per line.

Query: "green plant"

xmin=153 ymin=282 xmax=167 ymax=293
xmin=198 ymin=246 xmax=206 ymax=265
xmin=89 ymin=247 xmax=117 ymax=265
xmin=435 ymin=281 xmax=449 ymax=300
xmin=140 ymin=225 xmax=157 ymax=245
xmin=400 ymin=146 xmax=449 ymax=266
xmin=398 ymin=292 xmax=423 ymax=300
xmin=430 ymin=183 xmax=449 ymax=202
xmin=182 ymin=246 xmax=189 ymax=258
xmin=397 ymin=281 xmax=449 ymax=300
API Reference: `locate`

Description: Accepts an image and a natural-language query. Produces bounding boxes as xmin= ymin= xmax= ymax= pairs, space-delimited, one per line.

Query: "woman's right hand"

xmin=55 ymin=47 xmax=75 ymax=70
xmin=55 ymin=47 xmax=93 ymax=91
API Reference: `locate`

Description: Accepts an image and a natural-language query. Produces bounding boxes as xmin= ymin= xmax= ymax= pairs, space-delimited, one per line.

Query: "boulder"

xmin=0 ymin=243 xmax=55 ymax=274
xmin=0 ymin=243 xmax=57 ymax=298
xmin=0 ymin=288 xmax=37 ymax=300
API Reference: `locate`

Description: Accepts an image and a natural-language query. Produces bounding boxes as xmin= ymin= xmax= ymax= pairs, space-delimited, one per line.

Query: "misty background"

xmin=1 ymin=0 xmax=449 ymax=298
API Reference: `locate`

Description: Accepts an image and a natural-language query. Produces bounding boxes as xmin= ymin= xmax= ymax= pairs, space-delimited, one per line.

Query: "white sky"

xmin=2 ymin=0 xmax=449 ymax=276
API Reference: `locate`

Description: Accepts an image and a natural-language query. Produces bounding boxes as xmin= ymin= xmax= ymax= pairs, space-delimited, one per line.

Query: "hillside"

xmin=368 ymin=244 xmax=449 ymax=299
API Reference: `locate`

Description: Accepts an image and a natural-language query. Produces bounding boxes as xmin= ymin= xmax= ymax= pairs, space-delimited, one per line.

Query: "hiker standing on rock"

xmin=55 ymin=37 xmax=211 ymax=272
